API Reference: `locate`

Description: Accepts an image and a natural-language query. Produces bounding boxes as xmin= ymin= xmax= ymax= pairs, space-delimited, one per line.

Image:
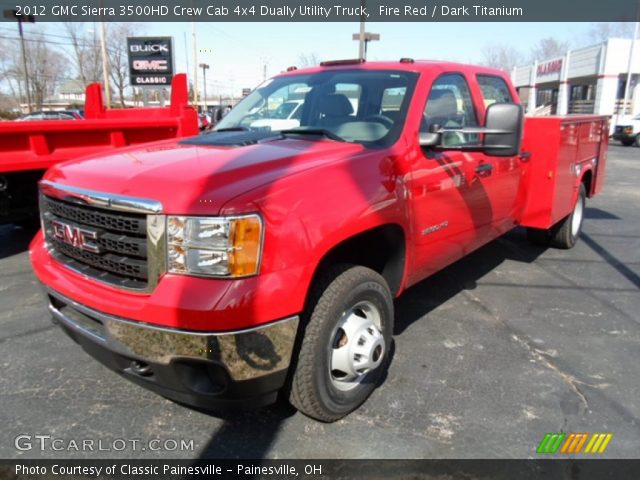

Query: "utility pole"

xmin=352 ymin=31 xmax=380 ymax=60
xmin=352 ymin=1 xmax=379 ymax=60
xmin=4 ymin=9 xmax=35 ymax=112
xmin=192 ymin=21 xmax=199 ymax=111
xmin=358 ymin=0 xmax=365 ymax=59
xmin=99 ymin=17 xmax=111 ymax=109
xmin=199 ymin=63 xmax=209 ymax=112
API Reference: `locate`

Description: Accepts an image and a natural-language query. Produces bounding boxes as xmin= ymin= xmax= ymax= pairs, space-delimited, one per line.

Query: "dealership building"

xmin=512 ymin=38 xmax=639 ymax=117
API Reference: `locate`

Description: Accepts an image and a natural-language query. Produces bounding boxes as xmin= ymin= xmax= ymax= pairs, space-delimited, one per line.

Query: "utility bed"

xmin=520 ymin=115 xmax=609 ymax=229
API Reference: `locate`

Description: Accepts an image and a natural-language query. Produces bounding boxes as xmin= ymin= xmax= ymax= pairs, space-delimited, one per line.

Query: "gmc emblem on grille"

xmin=51 ymin=220 xmax=100 ymax=254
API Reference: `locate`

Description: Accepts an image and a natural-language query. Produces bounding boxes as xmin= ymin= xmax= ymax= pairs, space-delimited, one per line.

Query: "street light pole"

xmin=199 ymin=63 xmax=209 ymax=112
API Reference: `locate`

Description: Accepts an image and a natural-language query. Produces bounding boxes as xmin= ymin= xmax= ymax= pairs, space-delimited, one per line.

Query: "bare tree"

xmin=587 ymin=23 xmax=636 ymax=43
xmin=480 ymin=44 xmax=523 ymax=72
xmin=107 ymin=23 xmax=142 ymax=107
xmin=25 ymin=35 xmax=66 ymax=108
xmin=529 ymin=37 xmax=570 ymax=62
xmin=64 ymin=22 xmax=102 ymax=88
xmin=0 ymin=35 xmax=63 ymax=108
xmin=296 ymin=52 xmax=321 ymax=68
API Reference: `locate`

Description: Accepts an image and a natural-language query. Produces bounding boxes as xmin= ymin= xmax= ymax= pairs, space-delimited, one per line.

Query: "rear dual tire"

xmin=527 ymin=184 xmax=586 ymax=249
xmin=289 ymin=265 xmax=394 ymax=422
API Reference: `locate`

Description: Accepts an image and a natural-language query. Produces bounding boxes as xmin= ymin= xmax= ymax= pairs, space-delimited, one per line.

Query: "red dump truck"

xmin=30 ymin=60 xmax=608 ymax=421
xmin=0 ymin=74 xmax=198 ymax=225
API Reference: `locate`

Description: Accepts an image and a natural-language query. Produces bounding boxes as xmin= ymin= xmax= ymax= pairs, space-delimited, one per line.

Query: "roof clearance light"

xmin=320 ymin=59 xmax=366 ymax=67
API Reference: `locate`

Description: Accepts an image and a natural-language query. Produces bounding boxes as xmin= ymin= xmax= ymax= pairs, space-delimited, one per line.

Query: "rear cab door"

xmin=470 ymin=73 xmax=524 ymax=236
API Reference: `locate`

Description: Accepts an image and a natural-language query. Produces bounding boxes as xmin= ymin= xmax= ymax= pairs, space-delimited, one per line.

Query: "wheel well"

xmin=311 ymin=224 xmax=406 ymax=296
xmin=581 ymin=169 xmax=593 ymax=197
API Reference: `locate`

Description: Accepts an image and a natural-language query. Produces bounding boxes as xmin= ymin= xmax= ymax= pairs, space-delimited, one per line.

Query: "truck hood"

xmin=44 ymin=137 xmax=363 ymax=214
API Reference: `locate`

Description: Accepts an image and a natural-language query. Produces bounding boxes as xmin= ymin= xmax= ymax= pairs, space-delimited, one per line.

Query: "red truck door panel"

xmin=472 ymin=74 xmax=523 ymax=236
xmin=476 ymin=152 xmax=522 ymax=236
xmin=408 ymin=73 xmax=492 ymax=282
xmin=409 ymin=150 xmax=488 ymax=283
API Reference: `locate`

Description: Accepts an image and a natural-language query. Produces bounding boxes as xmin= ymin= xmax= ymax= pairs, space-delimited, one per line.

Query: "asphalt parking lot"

xmin=1 ymin=144 xmax=638 ymax=460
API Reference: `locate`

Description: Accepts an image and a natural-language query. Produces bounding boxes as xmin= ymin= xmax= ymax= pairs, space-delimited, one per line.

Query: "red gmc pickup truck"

xmin=30 ymin=60 xmax=608 ymax=422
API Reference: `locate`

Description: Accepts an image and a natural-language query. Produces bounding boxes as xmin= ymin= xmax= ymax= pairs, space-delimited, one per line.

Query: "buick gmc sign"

xmin=127 ymin=37 xmax=174 ymax=86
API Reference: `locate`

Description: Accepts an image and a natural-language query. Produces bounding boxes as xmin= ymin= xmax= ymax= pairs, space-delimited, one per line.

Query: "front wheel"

xmin=289 ymin=265 xmax=394 ymax=422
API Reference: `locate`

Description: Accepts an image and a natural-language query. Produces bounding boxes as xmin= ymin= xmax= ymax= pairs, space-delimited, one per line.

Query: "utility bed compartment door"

xmin=519 ymin=116 xmax=608 ymax=230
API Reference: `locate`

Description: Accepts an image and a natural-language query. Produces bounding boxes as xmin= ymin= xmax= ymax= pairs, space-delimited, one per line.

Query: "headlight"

xmin=167 ymin=215 xmax=263 ymax=277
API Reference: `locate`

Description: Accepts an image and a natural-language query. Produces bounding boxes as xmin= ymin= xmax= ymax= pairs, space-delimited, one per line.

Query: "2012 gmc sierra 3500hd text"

xmin=30 ymin=60 xmax=608 ymax=422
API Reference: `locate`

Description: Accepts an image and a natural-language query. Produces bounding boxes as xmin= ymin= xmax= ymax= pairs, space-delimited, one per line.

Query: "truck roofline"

xmin=275 ymin=59 xmax=510 ymax=78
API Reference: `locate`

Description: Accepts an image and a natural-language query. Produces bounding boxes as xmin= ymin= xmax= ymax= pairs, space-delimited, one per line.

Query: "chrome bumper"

xmin=46 ymin=289 xmax=299 ymax=382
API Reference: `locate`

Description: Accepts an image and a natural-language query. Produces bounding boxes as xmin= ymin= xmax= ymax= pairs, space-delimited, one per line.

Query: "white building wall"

xmin=512 ymin=38 xmax=640 ymax=117
xmin=513 ymin=66 xmax=533 ymax=87
xmin=567 ymin=45 xmax=602 ymax=78
xmin=603 ymin=38 xmax=640 ymax=75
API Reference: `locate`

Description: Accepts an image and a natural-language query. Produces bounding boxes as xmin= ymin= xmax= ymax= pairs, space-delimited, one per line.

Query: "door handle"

xmin=475 ymin=163 xmax=493 ymax=176
xmin=519 ymin=151 xmax=531 ymax=162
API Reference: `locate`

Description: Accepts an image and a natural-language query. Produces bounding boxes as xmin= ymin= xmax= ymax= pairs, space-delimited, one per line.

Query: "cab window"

xmin=477 ymin=75 xmax=513 ymax=107
xmin=421 ymin=73 xmax=478 ymax=146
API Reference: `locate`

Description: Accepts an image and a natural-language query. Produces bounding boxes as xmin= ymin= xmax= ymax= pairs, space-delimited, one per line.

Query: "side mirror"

xmin=483 ymin=103 xmax=523 ymax=157
xmin=418 ymin=131 xmax=440 ymax=147
xmin=418 ymin=103 xmax=524 ymax=157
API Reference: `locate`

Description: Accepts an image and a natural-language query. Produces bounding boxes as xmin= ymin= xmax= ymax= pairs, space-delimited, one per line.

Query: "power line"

xmin=0 ymin=32 xmax=125 ymax=54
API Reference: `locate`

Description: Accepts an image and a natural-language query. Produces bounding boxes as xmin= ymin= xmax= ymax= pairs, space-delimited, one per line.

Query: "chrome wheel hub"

xmin=329 ymin=300 xmax=385 ymax=391
xmin=571 ymin=195 xmax=584 ymax=237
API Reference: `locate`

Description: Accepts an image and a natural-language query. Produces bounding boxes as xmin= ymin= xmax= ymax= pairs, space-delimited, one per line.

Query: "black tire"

xmin=289 ymin=265 xmax=394 ymax=422
xmin=621 ymin=139 xmax=634 ymax=146
xmin=635 ymin=134 xmax=640 ymax=147
xmin=526 ymin=184 xmax=586 ymax=249
xmin=548 ymin=184 xmax=586 ymax=249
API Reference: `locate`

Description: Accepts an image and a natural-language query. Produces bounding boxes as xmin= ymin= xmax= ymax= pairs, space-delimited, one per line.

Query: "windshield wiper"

xmin=279 ymin=128 xmax=346 ymax=142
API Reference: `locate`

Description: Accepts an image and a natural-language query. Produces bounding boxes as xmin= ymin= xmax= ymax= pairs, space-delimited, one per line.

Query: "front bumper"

xmin=46 ymin=288 xmax=299 ymax=409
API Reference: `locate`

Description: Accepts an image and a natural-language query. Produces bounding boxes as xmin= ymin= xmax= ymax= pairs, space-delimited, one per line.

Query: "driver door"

xmin=408 ymin=73 xmax=492 ymax=283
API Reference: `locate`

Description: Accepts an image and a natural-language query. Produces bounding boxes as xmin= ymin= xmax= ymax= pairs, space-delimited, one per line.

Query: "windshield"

xmin=215 ymin=69 xmax=419 ymax=145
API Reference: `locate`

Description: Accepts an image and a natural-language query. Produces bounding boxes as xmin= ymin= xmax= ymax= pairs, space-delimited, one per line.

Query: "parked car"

xmin=249 ymin=99 xmax=304 ymax=130
xmin=17 ymin=110 xmax=84 ymax=121
xmin=30 ymin=59 xmax=608 ymax=422
xmin=612 ymin=114 xmax=640 ymax=146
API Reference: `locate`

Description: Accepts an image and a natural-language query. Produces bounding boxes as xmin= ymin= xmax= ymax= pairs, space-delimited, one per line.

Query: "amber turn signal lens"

xmin=229 ymin=216 xmax=262 ymax=276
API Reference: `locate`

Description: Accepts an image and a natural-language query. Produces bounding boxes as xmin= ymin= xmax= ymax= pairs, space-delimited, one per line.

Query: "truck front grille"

xmin=41 ymin=195 xmax=150 ymax=290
